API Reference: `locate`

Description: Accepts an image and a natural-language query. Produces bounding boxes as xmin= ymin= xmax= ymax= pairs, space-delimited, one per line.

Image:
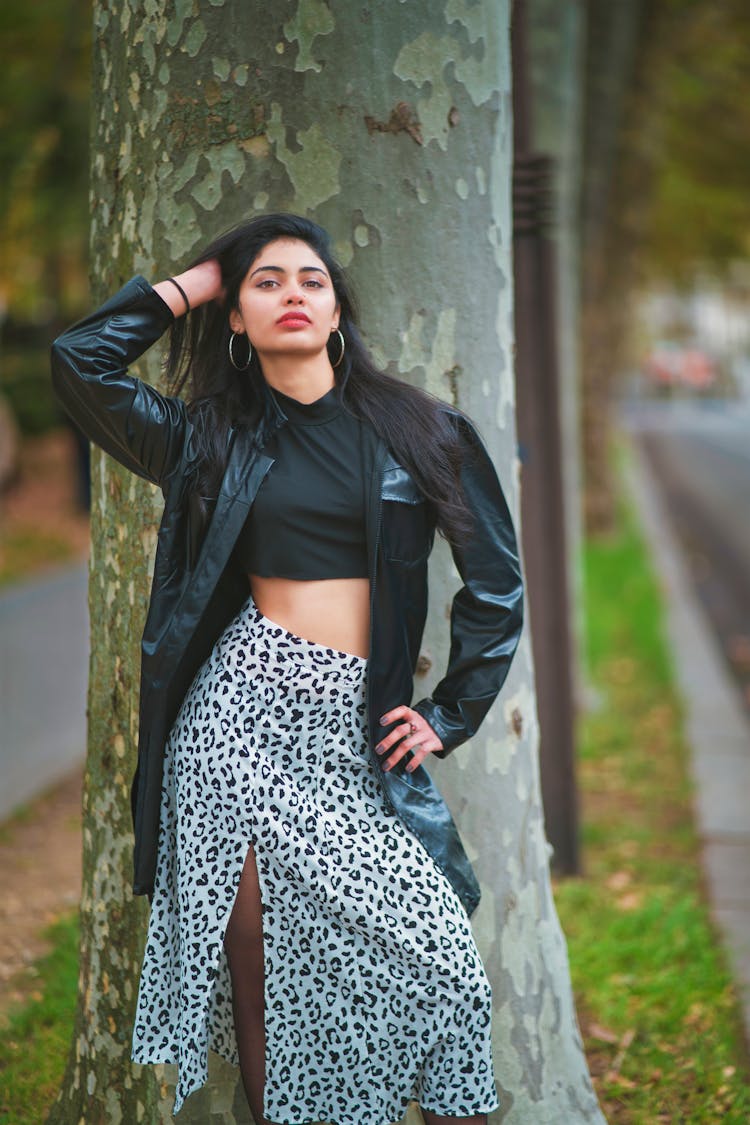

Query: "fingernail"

xmin=375 ymin=744 xmax=385 ymax=754
xmin=379 ymin=715 xmax=388 ymax=725
xmin=406 ymin=763 xmax=414 ymax=772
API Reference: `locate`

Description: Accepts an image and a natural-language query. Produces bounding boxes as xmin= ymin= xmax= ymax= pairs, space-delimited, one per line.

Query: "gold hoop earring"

xmin=330 ymin=328 xmax=345 ymax=369
xmin=228 ymin=332 xmax=252 ymax=371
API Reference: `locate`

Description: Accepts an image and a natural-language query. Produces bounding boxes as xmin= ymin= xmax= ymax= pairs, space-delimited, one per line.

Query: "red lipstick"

xmin=277 ymin=312 xmax=311 ymax=325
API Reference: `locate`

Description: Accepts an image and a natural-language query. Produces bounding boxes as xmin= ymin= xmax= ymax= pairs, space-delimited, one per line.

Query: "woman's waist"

xmin=248 ymin=574 xmax=370 ymax=660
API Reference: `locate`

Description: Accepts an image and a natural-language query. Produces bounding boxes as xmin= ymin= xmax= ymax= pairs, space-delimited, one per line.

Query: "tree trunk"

xmin=579 ymin=0 xmax=667 ymax=536
xmin=48 ymin=2 xmax=604 ymax=1122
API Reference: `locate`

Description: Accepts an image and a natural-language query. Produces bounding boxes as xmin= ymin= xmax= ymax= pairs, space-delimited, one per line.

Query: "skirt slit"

xmin=132 ymin=594 xmax=500 ymax=1124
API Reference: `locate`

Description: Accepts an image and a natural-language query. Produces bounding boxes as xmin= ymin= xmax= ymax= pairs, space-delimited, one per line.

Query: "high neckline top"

xmin=267 ymin=383 xmax=343 ymax=427
xmin=233 ymin=383 xmax=368 ymax=579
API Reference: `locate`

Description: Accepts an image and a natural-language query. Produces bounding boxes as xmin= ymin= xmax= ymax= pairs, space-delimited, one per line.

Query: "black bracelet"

xmin=166 ymin=277 xmax=190 ymax=313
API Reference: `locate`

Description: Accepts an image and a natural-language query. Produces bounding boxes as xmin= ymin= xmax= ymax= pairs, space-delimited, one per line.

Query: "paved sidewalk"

xmin=623 ymin=437 xmax=750 ymax=1041
xmin=0 ymin=562 xmax=88 ymax=820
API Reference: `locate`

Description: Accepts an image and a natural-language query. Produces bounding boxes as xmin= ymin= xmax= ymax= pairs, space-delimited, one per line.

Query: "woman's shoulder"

xmin=186 ymin=397 xmax=263 ymax=436
xmin=432 ymin=401 xmax=485 ymax=448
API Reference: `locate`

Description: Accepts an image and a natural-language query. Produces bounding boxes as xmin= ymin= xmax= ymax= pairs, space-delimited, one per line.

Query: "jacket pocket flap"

xmin=381 ymin=458 xmax=424 ymax=505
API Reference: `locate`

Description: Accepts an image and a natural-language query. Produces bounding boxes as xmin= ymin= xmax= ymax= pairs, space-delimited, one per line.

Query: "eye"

xmin=303 ymin=279 xmax=324 ymax=288
xmin=256 ymin=278 xmax=278 ymax=288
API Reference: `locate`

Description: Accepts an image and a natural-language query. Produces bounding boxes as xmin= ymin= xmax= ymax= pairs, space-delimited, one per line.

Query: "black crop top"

xmin=234 ymin=383 xmax=369 ymax=579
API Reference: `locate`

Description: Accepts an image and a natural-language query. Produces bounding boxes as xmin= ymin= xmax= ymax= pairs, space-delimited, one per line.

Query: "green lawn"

xmin=0 ymin=912 xmax=79 ymax=1125
xmin=555 ymin=490 xmax=750 ymax=1123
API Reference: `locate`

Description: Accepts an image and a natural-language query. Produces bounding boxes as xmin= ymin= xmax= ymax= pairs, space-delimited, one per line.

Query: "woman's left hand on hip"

xmin=375 ymin=707 xmax=444 ymax=773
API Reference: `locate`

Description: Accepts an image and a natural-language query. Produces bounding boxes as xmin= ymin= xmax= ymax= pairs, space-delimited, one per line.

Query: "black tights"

xmin=223 ymin=845 xmax=489 ymax=1125
xmin=223 ymin=845 xmax=269 ymax=1124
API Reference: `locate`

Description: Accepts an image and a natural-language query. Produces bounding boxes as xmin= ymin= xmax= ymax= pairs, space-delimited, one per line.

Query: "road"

xmin=625 ymin=398 xmax=750 ymax=711
xmin=0 ymin=562 xmax=88 ymax=821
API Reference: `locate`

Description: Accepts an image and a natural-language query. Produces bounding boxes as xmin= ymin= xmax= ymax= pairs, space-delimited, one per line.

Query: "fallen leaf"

xmin=616 ymin=891 xmax=643 ymax=911
xmin=608 ymin=1074 xmax=636 ymax=1089
xmin=588 ymin=1022 xmax=620 ymax=1045
xmin=606 ymin=870 xmax=632 ymax=891
xmin=605 ymin=1028 xmax=636 ymax=1082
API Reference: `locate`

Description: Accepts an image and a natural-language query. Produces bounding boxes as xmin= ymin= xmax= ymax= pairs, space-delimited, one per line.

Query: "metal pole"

xmin=512 ymin=0 xmax=580 ymax=874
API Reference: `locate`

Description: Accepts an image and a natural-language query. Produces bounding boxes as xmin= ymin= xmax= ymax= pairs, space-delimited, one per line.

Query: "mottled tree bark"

xmin=48 ymin=2 xmax=604 ymax=1123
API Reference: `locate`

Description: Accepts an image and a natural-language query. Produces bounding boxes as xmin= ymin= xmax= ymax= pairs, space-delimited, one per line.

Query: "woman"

xmin=51 ymin=213 xmax=523 ymax=1124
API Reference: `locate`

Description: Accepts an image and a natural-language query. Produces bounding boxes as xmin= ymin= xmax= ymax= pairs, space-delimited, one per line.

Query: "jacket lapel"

xmin=161 ymin=429 xmax=273 ymax=664
xmin=363 ymin=427 xmax=388 ymax=577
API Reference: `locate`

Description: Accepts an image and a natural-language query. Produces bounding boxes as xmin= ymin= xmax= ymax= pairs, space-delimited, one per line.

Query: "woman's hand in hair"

xmin=375 ymin=707 xmax=444 ymax=774
xmin=153 ymin=259 xmax=225 ymax=317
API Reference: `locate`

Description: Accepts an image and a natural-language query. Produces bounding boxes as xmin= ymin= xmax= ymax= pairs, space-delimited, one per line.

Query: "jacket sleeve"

xmin=50 ymin=275 xmax=187 ymax=488
xmin=412 ymin=414 xmax=524 ymax=756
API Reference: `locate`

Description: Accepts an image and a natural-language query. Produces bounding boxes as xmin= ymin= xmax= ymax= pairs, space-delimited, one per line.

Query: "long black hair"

xmin=166 ymin=213 xmax=473 ymax=544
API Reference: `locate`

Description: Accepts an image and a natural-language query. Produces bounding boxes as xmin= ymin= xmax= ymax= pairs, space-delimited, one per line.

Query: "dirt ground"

xmin=0 ymin=768 xmax=83 ymax=1022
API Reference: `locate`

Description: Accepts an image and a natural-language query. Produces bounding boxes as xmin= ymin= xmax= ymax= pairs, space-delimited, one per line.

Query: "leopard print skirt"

xmin=131 ymin=595 xmax=499 ymax=1122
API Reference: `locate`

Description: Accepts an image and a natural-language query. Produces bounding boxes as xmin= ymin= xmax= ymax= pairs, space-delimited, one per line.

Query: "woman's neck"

xmin=258 ymin=352 xmax=335 ymax=405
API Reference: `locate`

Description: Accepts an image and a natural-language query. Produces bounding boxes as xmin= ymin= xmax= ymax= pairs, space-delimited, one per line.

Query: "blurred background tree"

xmin=638 ymin=0 xmax=750 ymax=280
xmin=0 ymin=0 xmax=90 ymax=324
xmin=580 ymin=0 xmax=750 ymax=533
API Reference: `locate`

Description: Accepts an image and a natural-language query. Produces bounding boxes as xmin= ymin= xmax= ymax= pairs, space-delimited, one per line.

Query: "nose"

xmin=285 ymin=283 xmax=305 ymax=303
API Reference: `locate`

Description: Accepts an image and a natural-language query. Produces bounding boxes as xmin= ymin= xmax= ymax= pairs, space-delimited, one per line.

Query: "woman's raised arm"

xmin=50 ymin=263 xmax=219 ymax=489
xmin=151 ymin=258 xmax=224 ymax=318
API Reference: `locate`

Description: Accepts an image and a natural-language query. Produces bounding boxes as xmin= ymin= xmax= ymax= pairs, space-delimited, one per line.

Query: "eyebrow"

xmin=249 ymin=264 xmax=328 ymax=279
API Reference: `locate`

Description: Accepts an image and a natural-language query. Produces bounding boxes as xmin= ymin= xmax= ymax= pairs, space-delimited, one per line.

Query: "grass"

xmin=0 ymin=528 xmax=78 ymax=588
xmin=0 ymin=912 xmax=79 ymax=1125
xmin=554 ymin=486 xmax=750 ymax=1123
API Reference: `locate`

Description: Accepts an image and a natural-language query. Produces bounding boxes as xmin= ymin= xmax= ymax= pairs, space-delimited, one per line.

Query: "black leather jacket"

xmin=51 ymin=276 xmax=524 ymax=917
